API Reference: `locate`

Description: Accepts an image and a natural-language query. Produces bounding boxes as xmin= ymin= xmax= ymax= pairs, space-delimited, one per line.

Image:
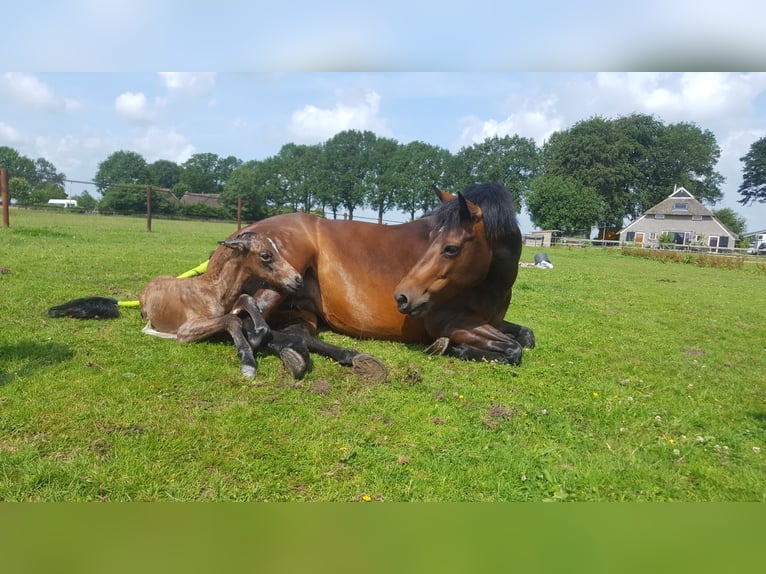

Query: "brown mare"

xmin=232 ymin=182 xmax=534 ymax=368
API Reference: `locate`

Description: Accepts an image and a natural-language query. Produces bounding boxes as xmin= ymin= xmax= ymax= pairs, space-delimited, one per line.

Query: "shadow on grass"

xmin=0 ymin=342 xmax=74 ymax=387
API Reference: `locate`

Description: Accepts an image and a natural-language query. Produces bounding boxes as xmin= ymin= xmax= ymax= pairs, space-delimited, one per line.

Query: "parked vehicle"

xmin=747 ymin=242 xmax=766 ymax=255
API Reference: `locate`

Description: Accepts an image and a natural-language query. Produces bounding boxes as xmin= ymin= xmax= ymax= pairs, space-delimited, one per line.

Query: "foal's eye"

xmin=260 ymin=251 xmax=274 ymax=263
xmin=443 ymin=244 xmax=460 ymax=257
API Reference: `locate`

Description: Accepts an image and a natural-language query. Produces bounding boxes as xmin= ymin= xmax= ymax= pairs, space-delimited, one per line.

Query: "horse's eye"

xmin=443 ymin=244 xmax=460 ymax=257
xmin=260 ymin=251 xmax=274 ymax=263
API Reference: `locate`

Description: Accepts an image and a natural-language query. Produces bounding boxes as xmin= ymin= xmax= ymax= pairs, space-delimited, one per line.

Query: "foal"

xmin=139 ymin=231 xmax=303 ymax=377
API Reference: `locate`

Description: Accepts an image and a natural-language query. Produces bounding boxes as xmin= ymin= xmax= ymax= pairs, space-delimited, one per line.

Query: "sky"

xmin=3 ymin=2 xmax=766 ymax=233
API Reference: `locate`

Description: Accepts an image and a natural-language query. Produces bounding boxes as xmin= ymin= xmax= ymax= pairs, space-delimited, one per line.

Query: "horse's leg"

xmin=425 ymin=319 xmax=524 ymax=366
xmin=499 ymin=320 xmax=536 ymax=349
xmin=277 ymin=321 xmax=388 ymax=382
xmin=176 ymin=315 xmax=259 ymax=378
xmin=233 ymin=293 xmax=310 ymax=379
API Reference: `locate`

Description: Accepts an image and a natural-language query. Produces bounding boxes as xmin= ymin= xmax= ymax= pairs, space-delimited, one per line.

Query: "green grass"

xmin=1 ymin=209 xmax=765 ymax=501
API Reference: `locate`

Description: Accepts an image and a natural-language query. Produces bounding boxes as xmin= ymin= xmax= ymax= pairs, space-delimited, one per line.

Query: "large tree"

xmin=179 ymin=153 xmax=242 ymax=195
xmin=321 ymin=130 xmax=378 ymax=220
xmin=737 ymin=135 xmax=766 ymax=205
xmin=526 ymin=174 xmax=604 ymax=235
xmin=93 ymin=150 xmax=150 ymax=193
xmin=148 ymin=159 xmax=181 ymax=192
xmin=449 ymin=135 xmax=540 ymax=212
xmin=383 ymin=140 xmax=451 ymax=221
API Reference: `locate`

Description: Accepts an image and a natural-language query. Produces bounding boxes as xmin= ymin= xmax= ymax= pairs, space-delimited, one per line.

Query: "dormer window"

xmin=672 ymin=202 xmax=688 ymax=211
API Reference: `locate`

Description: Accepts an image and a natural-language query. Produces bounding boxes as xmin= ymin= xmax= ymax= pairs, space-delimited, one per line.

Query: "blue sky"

xmin=3 ymin=2 xmax=766 ymax=232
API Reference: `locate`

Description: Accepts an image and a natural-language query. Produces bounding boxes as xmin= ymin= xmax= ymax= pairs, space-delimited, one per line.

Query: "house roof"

xmin=643 ymin=186 xmax=713 ymax=217
xmin=180 ymin=192 xmax=221 ymax=207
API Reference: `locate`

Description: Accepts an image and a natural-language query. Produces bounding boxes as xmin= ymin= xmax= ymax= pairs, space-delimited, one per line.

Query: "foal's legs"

xmin=499 ymin=320 xmax=535 ymax=349
xmin=176 ymin=293 xmax=271 ymax=378
xmin=242 ymin=317 xmax=387 ymax=381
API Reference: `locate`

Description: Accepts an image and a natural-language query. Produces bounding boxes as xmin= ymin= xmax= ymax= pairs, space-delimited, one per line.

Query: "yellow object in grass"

xmin=117 ymin=259 xmax=209 ymax=308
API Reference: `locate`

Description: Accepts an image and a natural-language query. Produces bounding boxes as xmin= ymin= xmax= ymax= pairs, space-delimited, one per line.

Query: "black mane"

xmin=430 ymin=183 xmax=521 ymax=246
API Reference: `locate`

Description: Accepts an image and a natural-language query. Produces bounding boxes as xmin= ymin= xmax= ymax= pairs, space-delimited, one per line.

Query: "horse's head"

xmin=220 ymin=232 xmax=303 ymax=294
xmin=393 ymin=192 xmax=492 ymax=318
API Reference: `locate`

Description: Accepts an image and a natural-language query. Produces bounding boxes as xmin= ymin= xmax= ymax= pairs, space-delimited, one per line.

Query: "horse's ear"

xmin=433 ymin=185 xmax=456 ymax=203
xmin=219 ymin=238 xmax=247 ymax=252
xmin=457 ymin=192 xmax=483 ymax=227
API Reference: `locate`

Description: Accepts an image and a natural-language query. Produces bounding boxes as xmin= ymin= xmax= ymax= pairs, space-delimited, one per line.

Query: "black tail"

xmin=47 ymin=297 xmax=120 ymax=319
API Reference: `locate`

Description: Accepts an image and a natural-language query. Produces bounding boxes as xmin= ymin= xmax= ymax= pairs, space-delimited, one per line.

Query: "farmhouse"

xmin=619 ymin=186 xmax=737 ymax=250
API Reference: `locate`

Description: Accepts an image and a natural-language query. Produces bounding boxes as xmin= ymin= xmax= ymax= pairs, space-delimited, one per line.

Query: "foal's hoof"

xmin=241 ymin=365 xmax=257 ymax=378
xmin=279 ymin=347 xmax=308 ymax=380
xmin=423 ymin=337 xmax=450 ymax=356
xmin=351 ymin=354 xmax=388 ymax=382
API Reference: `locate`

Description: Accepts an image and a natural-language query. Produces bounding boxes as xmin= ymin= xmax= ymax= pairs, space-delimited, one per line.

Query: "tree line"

xmin=3 ymin=112 xmax=764 ymax=235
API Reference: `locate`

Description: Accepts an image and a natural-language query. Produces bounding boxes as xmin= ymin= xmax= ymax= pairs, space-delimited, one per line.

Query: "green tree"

xmin=220 ymin=160 xmax=271 ymax=221
xmin=363 ymin=136 xmax=399 ymax=223
xmin=0 ymin=146 xmax=36 ymax=182
xmin=526 ymin=174 xmax=604 ymax=235
xmin=93 ymin=150 xmax=150 ymax=193
xmin=713 ymin=207 xmax=747 ymax=236
xmin=8 ymin=177 xmax=32 ymax=206
xmin=275 ymin=143 xmax=323 ymax=213
xmin=72 ymin=190 xmax=98 ymax=210
xmin=32 ymin=157 xmax=65 ymax=188
xmin=148 ymin=159 xmax=181 ymax=192
xmin=387 ymin=141 xmax=451 ymax=220
xmin=321 ymin=130 xmax=378 ymax=220
xmin=543 ymin=116 xmax=636 ymax=230
xmin=31 ymin=181 xmax=67 ymax=204
xmin=98 ymin=183 xmax=177 ymax=215
xmin=449 ymin=135 xmax=540 ymax=212
xmin=180 ymin=153 xmax=242 ymax=195
xmin=737 ymin=135 xmax=766 ymax=205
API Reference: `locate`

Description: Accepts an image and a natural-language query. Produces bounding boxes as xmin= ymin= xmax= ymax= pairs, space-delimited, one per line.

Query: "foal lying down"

xmin=139 ymin=232 xmax=303 ymax=377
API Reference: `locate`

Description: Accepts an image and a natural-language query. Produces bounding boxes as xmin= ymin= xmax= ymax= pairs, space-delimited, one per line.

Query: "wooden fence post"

xmin=146 ymin=185 xmax=152 ymax=232
xmin=1 ymin=168 xmax=9 ymax=228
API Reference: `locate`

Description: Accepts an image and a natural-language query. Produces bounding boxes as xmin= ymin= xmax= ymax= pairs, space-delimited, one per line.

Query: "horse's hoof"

xmin=241 ymin=365 xmax=257 ymax=378
xmin=518 ymin=327 xmax=536 ymax=349
xmin=279 ymin=347 xmax=308 ymax=380
xmin=423 ymin=337 xmax=450 ymax=356
xmin=351 ymin=354 xmax=388 ymax=382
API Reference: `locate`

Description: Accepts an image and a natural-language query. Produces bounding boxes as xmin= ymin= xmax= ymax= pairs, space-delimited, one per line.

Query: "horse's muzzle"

xmin=284 ymin=274 xmax=303 ymax=294
xmin=394 ymin=292 xmax=430 ymax=317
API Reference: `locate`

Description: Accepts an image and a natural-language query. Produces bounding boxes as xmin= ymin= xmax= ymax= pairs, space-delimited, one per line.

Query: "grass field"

xmin=1 ymin=209 xmax=765 ymax=501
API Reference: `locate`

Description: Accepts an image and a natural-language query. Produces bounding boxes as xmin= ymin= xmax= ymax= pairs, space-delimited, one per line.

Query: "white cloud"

xmin=456 ymin=96 xmax=563 ymax=150
xmin=0 ymin=121 xmax=22 ymax=143
xmin=288 ymin=89 xmax=391 ymax=143
xmin=0 ymin=72 xmax=80 ymax=112
xmin=114 ymin=92 xmax=160 ymax=124
xmin=158 ymin=72 xmax=216 ymax=97
xmin=133 ymin=127 xmax=195 ymax=164
xmin=593 ymin=72 xmax=766 ymax=123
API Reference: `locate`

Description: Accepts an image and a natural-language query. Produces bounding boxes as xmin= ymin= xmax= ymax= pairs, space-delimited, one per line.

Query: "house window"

xmin=625 ymin=231 xmax=635 ymax=242
xmin=654 ymin=214 xmax=665 ymax=219
xmin=692 ymin=215 xmax=702 ymax=221
xmin=673 ymin=202 xmax=688 ymax=211
xmin=649 ymin=232 xmax=657 ymax=240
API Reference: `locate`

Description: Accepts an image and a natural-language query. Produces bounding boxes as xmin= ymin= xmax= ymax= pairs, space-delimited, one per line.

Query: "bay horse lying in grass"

xmin=232 ymin=182 xmax=534 ymax=367
xmin=49 ymin=232 xmax=304 ymax=378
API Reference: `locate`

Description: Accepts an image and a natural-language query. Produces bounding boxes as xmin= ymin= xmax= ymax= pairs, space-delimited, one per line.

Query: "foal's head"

xmin=219 ymin=232 xmax=303 ymax=294
xmin=393 ymin=192 xmax=492 ymax=317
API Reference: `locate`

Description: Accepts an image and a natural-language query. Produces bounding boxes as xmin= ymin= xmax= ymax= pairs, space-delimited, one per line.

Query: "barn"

xmin=619 ymin=186 xmax=738 ymax=250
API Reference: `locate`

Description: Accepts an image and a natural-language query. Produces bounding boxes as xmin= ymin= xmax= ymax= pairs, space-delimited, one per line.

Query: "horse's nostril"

xmin=295 ymin=275 xmax=303 ymax=287
xmin=395 ymin=293 xmax=407 ymax=307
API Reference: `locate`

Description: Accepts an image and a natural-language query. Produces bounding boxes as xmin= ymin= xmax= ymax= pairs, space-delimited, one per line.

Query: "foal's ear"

xmin=219 ymin=237 xmax=248 ymax=252
xmin=433 ymin=185 xmax=456 ymax=203
xmin=457 ymin=192 xmax=483 ymax=226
